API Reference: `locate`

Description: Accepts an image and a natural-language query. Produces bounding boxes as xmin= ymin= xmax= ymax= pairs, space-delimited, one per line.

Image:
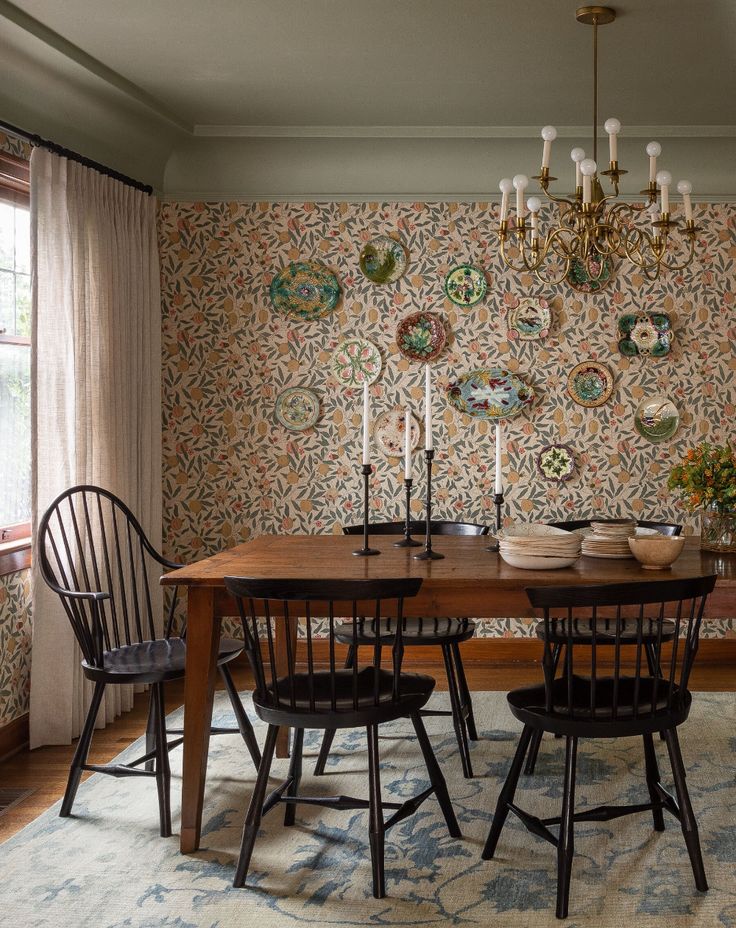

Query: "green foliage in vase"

xmin=668 ymin=442 xmax=736 ymax=512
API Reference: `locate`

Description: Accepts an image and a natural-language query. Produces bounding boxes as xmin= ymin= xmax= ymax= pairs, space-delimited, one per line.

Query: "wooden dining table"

xmin=160 ymin=533 xmax=736 ymax=853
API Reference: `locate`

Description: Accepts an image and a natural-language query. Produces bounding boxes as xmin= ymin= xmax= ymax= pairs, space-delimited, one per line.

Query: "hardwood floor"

xmin=0 ymin=657 xmax=734 ymax=844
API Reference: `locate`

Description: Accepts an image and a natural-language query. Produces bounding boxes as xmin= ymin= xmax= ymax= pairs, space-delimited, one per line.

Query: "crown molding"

xmin=160 ymin=193 xmax=734 ymax=204
xmin=192 ymin=124 xmax=736 ymax=139
xmin=0 ymin=0 xmax=191 ymax=132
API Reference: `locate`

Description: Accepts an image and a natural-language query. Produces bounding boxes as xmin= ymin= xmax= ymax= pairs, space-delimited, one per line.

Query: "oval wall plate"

xmin=446 ymin=368 xmax=535 ymax=420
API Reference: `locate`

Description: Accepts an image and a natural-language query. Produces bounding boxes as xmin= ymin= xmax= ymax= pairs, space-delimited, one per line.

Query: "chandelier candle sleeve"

xmin=499 ymin=178 xmax=512 ymax=222
xmin=678 ymin=180 xmax=693 ymax=221
xmin=604 ymin=117 xmax=621 ymax=162
xmin=647 ymin=141 xmax=661 ymax=183
xmin=424 ymin=364 xmax=432 ymax=451
xmin=513 ymin=174 xmax=528 ymax=218
xmin=581 ymin=158 xmax=596 ymax=204
xmin=362 ymin=382 xmax=370 ymax=466
xmin=657 ymin=170 xmax=672 ymax=214
xmin=541 ymin=126 xmax=557 ymax=170
xmin=495 ymin=423 xmax=503 ymax=494
xmin=571 ymin=147 xmax=585 ymax=188
xmin=527 ymin=197 xmax=541 ymax=242
xmin=404 ymin=407 xmax=412 ymax=479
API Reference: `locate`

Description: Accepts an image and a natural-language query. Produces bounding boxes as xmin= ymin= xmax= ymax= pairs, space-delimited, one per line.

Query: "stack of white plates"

xmin=581 ymin=519 xmax=658 ymax=559
xmin=496 ymin=523 xmax=581 ymax=570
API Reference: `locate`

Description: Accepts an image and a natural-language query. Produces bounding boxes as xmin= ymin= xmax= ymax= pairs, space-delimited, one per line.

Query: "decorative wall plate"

xmin=359 ymin=235 xmax=407 ymax=284
xmin=618 ymin=312 xmax=672 ymax=357
xmin=395 ymin=311 xmax=448 ymax=362
xmin=444 ymin=264 xmax=487 ymax=306
xmin=331 ymin=337 xmax=382 ymax=386
xmin=634 ymin=393 xmax=679 ymax=442
xmin=373 ymin=406 xmax=421 ymax=458
xmin=269 ymin=261 xmax=340 ymax=320
xmin=567 ymin=361 xmax=614 ymax=407
xmin=566 ymin=248 xmax=613 ymax=293
xmin=446 ymin=368 xmax=535 ymax=420
xmin=274 ymin=387 xmax=320 ymax=431
xmin=507 ymin=297 xmax=552 ymax=341
xmin=537 ymin=443 xmax=576 ymax=482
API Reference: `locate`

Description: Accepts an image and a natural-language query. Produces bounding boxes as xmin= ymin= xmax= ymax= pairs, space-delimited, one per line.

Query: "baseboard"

xmin=0 ymin=713 xmax=29 ymax=763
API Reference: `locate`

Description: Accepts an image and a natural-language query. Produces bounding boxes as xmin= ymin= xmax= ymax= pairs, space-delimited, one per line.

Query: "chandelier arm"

xmin=540 ymin=184 xmax=577 ymax=208
xmin=657 ymin=236 xmax=698 ymax=273
xmin=499 ymin=236 xmax=535 ymax=274
xmin=534 ymin=259 xmax=571 ymax=286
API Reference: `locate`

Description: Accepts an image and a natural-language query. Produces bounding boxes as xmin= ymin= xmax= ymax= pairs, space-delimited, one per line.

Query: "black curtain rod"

xmin=0 ymin=119 xmax=154 ymax=195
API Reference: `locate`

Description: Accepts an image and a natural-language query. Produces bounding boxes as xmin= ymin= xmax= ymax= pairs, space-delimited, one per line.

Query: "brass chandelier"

xmin=496 ymin=5 xmax=700 ymax=283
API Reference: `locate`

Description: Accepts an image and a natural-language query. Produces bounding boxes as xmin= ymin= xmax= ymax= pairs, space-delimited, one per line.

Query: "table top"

xmin=161 ymin=534 xmax=736 ymax=590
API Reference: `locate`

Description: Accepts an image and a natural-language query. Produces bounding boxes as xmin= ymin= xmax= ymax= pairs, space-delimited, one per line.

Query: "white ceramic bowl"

xmin=499 ymin=550 xmax=580 ymax=570
xmin=628 ymin=535 xmax=686 ymax=570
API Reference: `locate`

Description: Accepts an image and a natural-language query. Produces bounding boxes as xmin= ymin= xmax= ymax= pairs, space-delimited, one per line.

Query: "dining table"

xmin=160 ymin=533 xmax=736 ymax=853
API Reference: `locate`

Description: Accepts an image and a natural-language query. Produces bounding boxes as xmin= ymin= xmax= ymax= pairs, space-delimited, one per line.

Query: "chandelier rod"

xmin=592 ymin=13 xmax=598 ymax=164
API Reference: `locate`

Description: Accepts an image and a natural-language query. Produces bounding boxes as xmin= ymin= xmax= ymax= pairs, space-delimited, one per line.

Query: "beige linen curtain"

xmin=29 ymin=148 xmax=162 ymax=747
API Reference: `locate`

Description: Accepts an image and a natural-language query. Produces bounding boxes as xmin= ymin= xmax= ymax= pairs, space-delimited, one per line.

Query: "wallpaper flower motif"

xmin=158 ymin=199 xmax=736 ymax=637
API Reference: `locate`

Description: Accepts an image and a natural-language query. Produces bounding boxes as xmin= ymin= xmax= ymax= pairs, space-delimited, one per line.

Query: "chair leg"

xmin=284 ymin=728 xmax=304 ymax=826
xmin=219 ymin=663 xmax=261 ymax=768
xmin=556 ymin=735 xmax=578 ymax=920
xmin=451 ymin=641 xmax=478 ymax=741
xmin=643 ymin=732 xmax=666 ymax=832
xmin=234 ymin=724 xmax=278 ymax=888
xmin=144 ymin=686 xmax=156 ymax=772
xmin=153 ymin=683 xmax=172 ymax=838
xmin=314 ymin=644 xmax=355 ymax=776
xmin=664 ymin=728 xmax=708 ymax=892
xmin=442 ymin=643 xmax=473 ymax=778
xmin=524 ymin=729 xmax=545 ymax=776
xmin=482 ymin=724 xmax=534 ymax=860
xmin=60 ymin=681 xmax=105 ymax=818
xmin=366 ymin=723 xmax=385 ymax=899
xmin=411 ymin=712 xmax=461 ymax=838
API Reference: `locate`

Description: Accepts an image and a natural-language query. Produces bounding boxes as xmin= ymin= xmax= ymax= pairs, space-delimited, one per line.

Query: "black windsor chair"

xmin=225 ymin=576 xmax=461 ymax=898
xmin=314 ymin=520 xmax=489 ymax=779
xmin=38 ymin=485 xmax=260 ymax=837
xmin=482 ymin=575 xmax=717 ymax=920
xmin=523 ymin=518 xmax=685 ymax=776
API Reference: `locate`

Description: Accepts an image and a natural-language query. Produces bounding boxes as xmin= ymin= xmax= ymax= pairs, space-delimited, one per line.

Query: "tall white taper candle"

xmin=362 ymin=381 xmax=370 ymax=466
xmin=494 ymin=423 xmax=503 ymax=494
xmin=404 ymin=407 xmax=412 ymax=479
xmin=424 ymin=365 xmax=433 ymax=451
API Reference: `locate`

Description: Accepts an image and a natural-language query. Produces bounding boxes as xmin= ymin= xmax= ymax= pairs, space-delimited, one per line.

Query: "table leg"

xmin=180 ymin=586 xmax=221 ymax=853
xmin=275 ymin=613 xmax=298 ymax=758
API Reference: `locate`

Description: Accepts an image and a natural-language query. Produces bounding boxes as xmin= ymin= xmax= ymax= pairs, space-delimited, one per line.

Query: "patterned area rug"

xmin=1 ymin=691 xmax=735 ymax=928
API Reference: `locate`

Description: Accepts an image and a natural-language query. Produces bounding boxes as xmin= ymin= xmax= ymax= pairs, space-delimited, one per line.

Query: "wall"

xmin=0 ymin=131 xmax=32 ymax=729
xmin=158 ymin=198 xmax=736 ymax=637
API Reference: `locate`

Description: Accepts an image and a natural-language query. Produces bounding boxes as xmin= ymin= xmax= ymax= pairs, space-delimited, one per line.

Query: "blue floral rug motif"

xmin=1 ymin=692 xmax=735 ymax=927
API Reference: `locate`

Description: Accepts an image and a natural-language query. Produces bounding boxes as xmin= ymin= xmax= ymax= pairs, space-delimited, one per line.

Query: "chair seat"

xmin=534 ymin=616 xmax=677 ymax=645
xmin=82 ymin=636 xmax=244 ymax=683
xmin=253 ymin=667 xmax=435 ymax=728
xmin=335 ymin=617 xmax=476 ymax=646
xmin=508 ymin=673 xmax=692 ymax=736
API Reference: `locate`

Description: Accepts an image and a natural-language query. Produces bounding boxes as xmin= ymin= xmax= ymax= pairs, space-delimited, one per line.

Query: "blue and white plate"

xmin=446 ymin=368 xmax=535 ymax=420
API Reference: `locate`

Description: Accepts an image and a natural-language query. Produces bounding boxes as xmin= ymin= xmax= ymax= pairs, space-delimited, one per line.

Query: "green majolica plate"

xmin=395 ymin=311 xmax=447 ymax=362
xmin=618 ymin=312 xmax=672 ymax=357
xmin=537 ymin=443 xmax=576 ymax=482
xmin=359 ymin=235 xmax=407 ymax=284
xmin=634 ymin=394 xmax=679 ymax=442
xmin=444 ymin=264 xmax=487 ymax=307
xmin=269 ymin=261 xmax=340 ymax=321
xmin=567 ymin=360 xmax=614 ymax=407
xmin=566 ymin=248 xmax=613 ymax=293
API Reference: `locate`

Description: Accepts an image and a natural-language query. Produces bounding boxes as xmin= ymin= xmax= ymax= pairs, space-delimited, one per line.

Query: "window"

xmin=0 ymin=152 xmax=30 ymax=543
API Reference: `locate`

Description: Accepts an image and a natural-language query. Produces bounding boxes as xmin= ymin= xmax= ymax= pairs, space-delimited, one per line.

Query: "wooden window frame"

xmin=0 ymin=151 xmax=31 ymax=575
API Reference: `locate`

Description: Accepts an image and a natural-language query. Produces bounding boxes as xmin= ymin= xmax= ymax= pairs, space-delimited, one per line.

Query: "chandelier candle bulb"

xmin=513 ymin=174 xmax=528 ymax=219
xmin=362 ymin=381 xmax=370 ymax=466
xmin=499 ymin=177 xmax=512 ymax=223
xmin=541 ymin=125 xmax=557 ymax=170
xmin=647 ymin=141 xmax=662 ymax=183
xmin=604 ymin=117 xmax=621 ymax=163
xmin=424 ymin=364 xmax=432 ymax=451
xmin=657 ymin=170 xmax=672 ymax=215
xmin=404 ymin=407 xmax=412 ymax=479
xmin=678 ymin=180 xmax=693 ymax=222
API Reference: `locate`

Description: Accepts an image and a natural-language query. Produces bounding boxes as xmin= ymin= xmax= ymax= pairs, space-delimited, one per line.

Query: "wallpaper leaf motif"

xmin=159 ymin=200 xmax=736 ymax=638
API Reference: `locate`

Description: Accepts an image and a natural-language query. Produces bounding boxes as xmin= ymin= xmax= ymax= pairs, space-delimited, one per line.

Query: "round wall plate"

xmin=634 ymin=394 xmax=680 ymax=442
xmin=274 ymin=387 xmax=320 ymax=431
xmin=567 ymin=360 xmax=614 ymax=407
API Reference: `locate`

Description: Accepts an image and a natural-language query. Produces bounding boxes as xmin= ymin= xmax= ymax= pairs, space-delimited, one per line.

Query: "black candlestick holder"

xmin=414 ymin=449 xmax=444 ymax=560
xmin=353 ymin=463 xmax=380 ymax=557
xmin=394 ymin=477 xmax=421 ymax=547
xmin=486 ymin=490 xmax=505 ymax=552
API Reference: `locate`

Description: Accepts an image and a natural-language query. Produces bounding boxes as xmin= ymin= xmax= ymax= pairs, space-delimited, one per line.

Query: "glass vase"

xmin=701 ymin=506 xmax=736 ymax=554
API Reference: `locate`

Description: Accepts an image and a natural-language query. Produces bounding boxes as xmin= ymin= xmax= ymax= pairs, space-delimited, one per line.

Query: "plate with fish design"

xmin=446 ymin=368 xmax=535 ymax=420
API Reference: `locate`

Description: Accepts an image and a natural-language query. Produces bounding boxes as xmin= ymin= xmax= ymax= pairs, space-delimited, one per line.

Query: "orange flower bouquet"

xmin=668 ymin=443 xmax=736 ymax=552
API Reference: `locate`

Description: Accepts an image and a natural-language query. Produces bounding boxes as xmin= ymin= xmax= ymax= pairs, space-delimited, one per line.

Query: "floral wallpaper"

xmin=0 ymin=132 xmax=32 ymax=729
xmin=158 ymin=199 xmax=736 ymax=637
